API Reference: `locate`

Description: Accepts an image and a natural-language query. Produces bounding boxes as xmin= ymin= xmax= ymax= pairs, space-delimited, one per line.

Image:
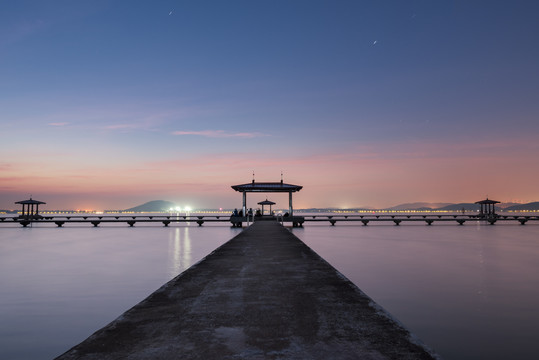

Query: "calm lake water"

xmin=1 ymin=217 xmax=538 ymax=359
xmin=0 ymin=222 xmax=242 ymax=360
xmin=292 ymin=222 xmax=539 ymax=360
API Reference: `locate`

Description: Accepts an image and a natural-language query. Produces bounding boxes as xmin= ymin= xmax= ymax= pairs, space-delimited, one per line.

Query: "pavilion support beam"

xmin=242 ymin=192 xmax=247 ymax=216
xmin=289 ymin=191 xmax=293 ymax=217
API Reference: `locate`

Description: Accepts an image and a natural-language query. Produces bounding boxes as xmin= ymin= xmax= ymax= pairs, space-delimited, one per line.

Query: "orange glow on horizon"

xmin=2 ymin=138 xmax=539 ymax=209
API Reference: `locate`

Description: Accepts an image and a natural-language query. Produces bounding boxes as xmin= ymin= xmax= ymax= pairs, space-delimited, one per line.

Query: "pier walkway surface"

xmin=56 ymin=221 xmax=438 ymax=360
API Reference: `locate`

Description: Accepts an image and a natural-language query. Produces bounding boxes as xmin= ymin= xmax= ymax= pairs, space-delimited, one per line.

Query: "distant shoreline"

xmin=2 ymin=208 xmax=539 ymax=215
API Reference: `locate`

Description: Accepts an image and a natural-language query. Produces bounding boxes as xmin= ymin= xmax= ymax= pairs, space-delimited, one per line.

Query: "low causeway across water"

xmin=0 ymin=214 xmax=235 ymax=227
xmin=55 ymin=220 xmax=438 ymax=359
xmin=302 ymin=214 xmax=539 ymax=226
xmin=1 ymin=213 xmax=538 ymax=227
xmin=0 ymin=214 xmax=304 ymax=228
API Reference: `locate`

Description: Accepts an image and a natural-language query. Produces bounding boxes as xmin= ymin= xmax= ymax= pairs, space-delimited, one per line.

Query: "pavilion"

xmin=475 ymin=198 xmax=500 ymax=217
xmin=231 ymin=178 xmax=303 ymax=217
xmin=15 ymin=198 xmax=46 ymax=219
xmin=257 ymin=199 xmax=276 ymax=215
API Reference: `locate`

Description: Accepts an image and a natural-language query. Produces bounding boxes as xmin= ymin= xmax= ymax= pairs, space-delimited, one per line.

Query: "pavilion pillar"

xmin=21 ymin=204 xmax=25 ymax=217
xmin=289 ymin=191 xmax=293 ymax=217
xmin=242 ymin=192 xmax=247 ymax=216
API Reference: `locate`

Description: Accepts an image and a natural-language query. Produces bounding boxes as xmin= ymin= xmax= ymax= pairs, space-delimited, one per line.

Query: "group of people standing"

xmin=232 ymin=208 xmax=269 ymax=217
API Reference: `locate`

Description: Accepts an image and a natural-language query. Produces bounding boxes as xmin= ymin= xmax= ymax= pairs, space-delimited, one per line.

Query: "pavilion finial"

xmin=281 ymin=171 xmax=283 ymax=184
xmin=252 ymin=170 xmax=255 ymax=184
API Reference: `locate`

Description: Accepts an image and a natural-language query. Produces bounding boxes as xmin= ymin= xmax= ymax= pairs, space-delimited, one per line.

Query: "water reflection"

xmin=293 ymin=223 xmax=539 ymax=360
xmin=183 ymin=227 xmax=192 ymax=268
xmin=169 ymin=227 xmax=192 ymax=277
xmin=0 ymin=225 xmax=236 ymax=360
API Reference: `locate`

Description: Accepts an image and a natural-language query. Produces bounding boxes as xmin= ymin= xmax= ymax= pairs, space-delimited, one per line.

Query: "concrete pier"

xmin=56 ymin=221 xmax=438 ymax=360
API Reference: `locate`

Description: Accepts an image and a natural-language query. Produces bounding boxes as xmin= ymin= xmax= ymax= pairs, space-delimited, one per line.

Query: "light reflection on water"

xmin=0 ymin=223 xmax=241 ymax=360
xmin=291 ymin=222 xmax=539 ymax=360
xmin=169 ymin=227 xmax=192 ymax=277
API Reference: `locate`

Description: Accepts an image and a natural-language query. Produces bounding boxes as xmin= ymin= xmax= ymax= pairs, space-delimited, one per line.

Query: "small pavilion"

xmin=475 ymin=198 xmax=500 ymax=217
xmin=257 ymin=199 xmax=276 ymax=215
xmin=15 ymin=198 xmax=46 ymax=219
xmin=231 ymin=178 xmax=303 ymax=217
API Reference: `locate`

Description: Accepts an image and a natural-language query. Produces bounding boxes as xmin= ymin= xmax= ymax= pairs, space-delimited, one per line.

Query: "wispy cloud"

xmin=0 ymin=162 xmax=13 ymax=171
xmin=104 ymin=124 xmax=139 ymax=130
xmin=48 ymin=122 xmax=70 ymax=126
xmin=171 ymin=130 xmax=266 ymax=138
xmin=103 ymin=121 xmax=162 ymax=132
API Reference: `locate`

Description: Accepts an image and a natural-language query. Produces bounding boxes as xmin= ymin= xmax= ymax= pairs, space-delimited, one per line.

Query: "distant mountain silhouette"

xmin=435 ymin=203 xmax=481 ymax=211
xmin=386 ymin=202 xmax=452 ymax=211
xmin=124 ymin=200 xmax=177 ymax=212
xmin=504 ymin=202 xmax=539 ymax=211
xmin=113 ymin=200 xmax=539 ymax=213
xmin=497 ymin=202 xmax=521 ymax=209
xmin=0 ymin=209 xmax=18 ymax=214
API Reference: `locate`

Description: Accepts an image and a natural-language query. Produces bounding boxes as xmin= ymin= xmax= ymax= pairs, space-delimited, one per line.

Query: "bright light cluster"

xmin=169 ymin=206 xmax=192 ymax=212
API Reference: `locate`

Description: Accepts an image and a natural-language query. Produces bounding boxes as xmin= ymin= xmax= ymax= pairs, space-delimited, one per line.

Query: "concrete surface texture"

xmin=56 ymin=221 xmax=439 ymax=359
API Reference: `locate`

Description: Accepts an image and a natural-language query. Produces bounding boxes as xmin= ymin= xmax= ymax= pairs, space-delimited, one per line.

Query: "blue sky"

xmin=1 ymin=1 xmax=539 ymax=210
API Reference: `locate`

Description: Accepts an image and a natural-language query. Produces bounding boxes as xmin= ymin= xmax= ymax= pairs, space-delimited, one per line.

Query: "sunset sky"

xmin=1 ymin=1 xmax=539 ymax=210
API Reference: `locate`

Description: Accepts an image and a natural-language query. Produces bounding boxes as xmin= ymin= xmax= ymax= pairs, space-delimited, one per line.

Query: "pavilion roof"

xmin=15 ymin=198 xmax=46 ymax=205
xmin=231 ymin=181 xmax=302 ymax=193
xmin=258 ymin=199 xmax=276 ymax=205
xmin=474 ymin=198 xmax=500 ymax=205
